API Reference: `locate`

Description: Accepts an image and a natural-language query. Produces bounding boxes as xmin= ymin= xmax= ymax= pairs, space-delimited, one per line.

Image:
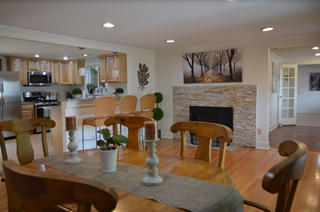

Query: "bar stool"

xmin=139 ymin=94 xmax=157 ymax=117
xmin=118 ymin=95 xmax=138 ymax=135
xmin=82 ymin=96 xmax=117 ymax=149
xmin=119 ymin=95 xmax=138 ymax=115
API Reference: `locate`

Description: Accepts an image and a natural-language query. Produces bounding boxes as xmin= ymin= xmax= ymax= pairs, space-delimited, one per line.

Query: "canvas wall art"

xmin=183 ymin=48 xmax=242 ymax=83
xmin=309 ymin=72 xmax=320 ymax=91
xmin=272 ymin=62 xmax=280 ymax=93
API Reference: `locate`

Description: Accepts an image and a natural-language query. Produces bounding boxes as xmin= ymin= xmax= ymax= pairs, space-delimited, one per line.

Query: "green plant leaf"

xmin=97 ymin=139 xmax=106 ymax=147
xmin=113 ymin=135 xmax=130 ymax=144
xmin=98 ymin=128 xmax=111 ymax=141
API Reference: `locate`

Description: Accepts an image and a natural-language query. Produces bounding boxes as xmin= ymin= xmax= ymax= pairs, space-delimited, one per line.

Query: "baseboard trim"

xmin=269 ymin=123 xmax=278 ymax=132
xmin=256 ymin=141 xmax=270 ymax=150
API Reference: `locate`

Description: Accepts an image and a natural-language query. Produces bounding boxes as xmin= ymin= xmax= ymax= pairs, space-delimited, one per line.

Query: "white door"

xmin=279 ymin=64 xmax=298 ymax=125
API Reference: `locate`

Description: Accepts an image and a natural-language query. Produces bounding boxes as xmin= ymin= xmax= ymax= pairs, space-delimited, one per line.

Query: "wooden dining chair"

xmin=119 ymin=95 xmax=138 ymax=115
xmin=0 ymin=117 xmax=56 ymax=166
xmin=243 ymin=140 xmax=308 ymax=212
xmin=170 ymin=121 xmax=233 ymax=169
xmin=2 ymin=160 xmax=118 ymax=212
xmin=82 ymin=96 xmax=117 ymax=149
xmin=104 ymin=115 xmax=154 ymax=150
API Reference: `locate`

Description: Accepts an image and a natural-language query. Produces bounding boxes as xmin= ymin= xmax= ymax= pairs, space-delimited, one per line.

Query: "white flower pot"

xmin=99 ymin=149 xmax=118 ymax=173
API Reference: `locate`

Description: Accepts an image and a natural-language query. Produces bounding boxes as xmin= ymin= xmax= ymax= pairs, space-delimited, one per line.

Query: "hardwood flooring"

xmin=269 ymin=113 xmax=320 ymax=152
xmin=1 ymin=136 xmax=319 ymax=212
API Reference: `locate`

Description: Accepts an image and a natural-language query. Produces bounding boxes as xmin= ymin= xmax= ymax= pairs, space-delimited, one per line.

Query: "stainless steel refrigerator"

xmin=0 ymin=72 xmax=22 ymax=138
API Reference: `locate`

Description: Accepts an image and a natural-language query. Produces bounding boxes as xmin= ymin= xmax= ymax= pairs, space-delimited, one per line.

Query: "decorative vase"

xmin=99 ymin=149 xmax=118 ymax=173
xmin=73 ymin=94 xmax=82 ymax=99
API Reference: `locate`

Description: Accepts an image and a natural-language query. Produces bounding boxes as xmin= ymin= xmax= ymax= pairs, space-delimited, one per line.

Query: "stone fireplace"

xmin=173 ymin=85 xmax=257 ymax=147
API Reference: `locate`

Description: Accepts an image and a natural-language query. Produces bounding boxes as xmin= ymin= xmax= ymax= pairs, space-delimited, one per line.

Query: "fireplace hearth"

xmin=189 ymin=106 xmax=233 ymax=147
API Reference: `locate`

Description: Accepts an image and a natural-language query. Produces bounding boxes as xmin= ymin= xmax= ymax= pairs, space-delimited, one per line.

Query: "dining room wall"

xmin=155 ymin=34 xmax=320 ymax=149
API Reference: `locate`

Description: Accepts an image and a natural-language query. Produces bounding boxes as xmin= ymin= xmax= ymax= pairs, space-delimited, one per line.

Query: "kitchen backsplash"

xmin=21 ymin=84 xmax=73 ymax=100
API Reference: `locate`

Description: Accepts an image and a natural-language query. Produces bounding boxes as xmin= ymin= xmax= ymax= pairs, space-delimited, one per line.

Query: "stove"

xmin=23 ymin=91 xmax=58 ymax=133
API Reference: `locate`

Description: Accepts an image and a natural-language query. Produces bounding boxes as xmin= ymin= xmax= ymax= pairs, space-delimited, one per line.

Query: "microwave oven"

xmin=27 ymin=71 xmax=52 ymax=86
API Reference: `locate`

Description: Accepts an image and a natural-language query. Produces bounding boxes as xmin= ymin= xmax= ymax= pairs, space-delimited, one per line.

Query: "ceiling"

xmin=0 ymin=0 xmax=320 ymax=60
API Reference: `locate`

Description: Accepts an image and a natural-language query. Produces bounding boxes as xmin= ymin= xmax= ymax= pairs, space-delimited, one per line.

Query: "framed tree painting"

xmin=272 ymin=62 xmax=280 ymax=93
xmin=309 ymin=72 xmax=320 ymax=91
xmin=183 ymin=48 xmax=242 ymax=83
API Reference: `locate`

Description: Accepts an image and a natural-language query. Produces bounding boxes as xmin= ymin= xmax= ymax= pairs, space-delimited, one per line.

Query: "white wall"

xmin=155 ymin=35 xmax=320 ymax=149
xmin=297 ymin=65 xmax=320 ymax=113
xmin=269 ymin=52 xmax=282 ymax=131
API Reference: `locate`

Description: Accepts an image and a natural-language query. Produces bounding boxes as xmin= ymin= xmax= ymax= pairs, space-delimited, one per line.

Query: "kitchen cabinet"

xmin=98 ymin=53 xmax=127 ymax=83
xmin=21 ymin=103 xmax=34 ymax=119
xmin=5 ymin=56 xmax=28 ymax=85
xmin=28 ymin=59 xmax=51 ymax=72
xmin=72 ymin=59 xmax=85 ymax=85
xmin=51 ymin=61 xmax=60 ymax=84
xmin=60 ymin=61 xmax=73 ymax=85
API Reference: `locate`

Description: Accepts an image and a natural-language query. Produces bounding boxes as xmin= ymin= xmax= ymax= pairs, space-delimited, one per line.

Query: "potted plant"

xmin=97 ymin=128 xmax=129 ymax=173
xmin=114 ymin=87 xmax=124 ymax=99
xmin=153 ymin=92 xmax=164 ymax=139
xmin=72 ymin=88 xmax=82 ymax=99
xmin=86 ymin=83 xmax=96 ymax=94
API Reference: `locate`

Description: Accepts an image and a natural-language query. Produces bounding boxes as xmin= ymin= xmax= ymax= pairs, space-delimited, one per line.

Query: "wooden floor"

xmin=269 ymin=113 xmax=320 ymax=152
xmin=1 ymin=136 xmax=319 ymax=212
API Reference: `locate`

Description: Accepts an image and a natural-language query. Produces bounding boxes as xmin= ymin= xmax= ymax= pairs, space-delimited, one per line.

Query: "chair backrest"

xmin=263 ymin=140 xmax=308 ymax=212
xmin=2 ymin=160 xmax=118 ymax=212
xmin=0 ymin=118 xmax=56 ymax=166
xmin=170 ymin=121 xmax=233 ymax=169
xmin=104 ymin=115 xmax=154 ymax=149
xmin=93 ymin=96 xmax=118 ymax=118
xmin=119 ymin=95 xmax=138 ymax=114
xmin=140 ymin=94 xmax=157 ymax=112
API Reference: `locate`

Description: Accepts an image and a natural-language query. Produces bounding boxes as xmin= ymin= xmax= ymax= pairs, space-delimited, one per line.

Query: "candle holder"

xmin=143 ymin=138 xmax=163 ymax=186
xmin=65 ymin=129 xmax=82 ymax=164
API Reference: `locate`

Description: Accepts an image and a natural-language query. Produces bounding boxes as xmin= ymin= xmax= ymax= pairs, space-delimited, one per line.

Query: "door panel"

xmin=279 ymin=64 xmax=297 ymax=125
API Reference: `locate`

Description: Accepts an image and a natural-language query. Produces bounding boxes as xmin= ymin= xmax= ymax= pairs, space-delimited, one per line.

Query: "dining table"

xmin=27 ymin=148 xmax=243 ymax=212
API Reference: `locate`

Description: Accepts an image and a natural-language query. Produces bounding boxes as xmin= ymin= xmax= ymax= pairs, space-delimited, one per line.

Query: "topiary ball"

xmin=153 ymin=107 xmax=164 ymax=121
xmin=154 ymin=92 xmax=163 ymax=103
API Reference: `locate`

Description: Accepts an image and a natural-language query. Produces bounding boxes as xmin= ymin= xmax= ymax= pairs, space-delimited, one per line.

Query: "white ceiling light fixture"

xmin=315 ymin=53 xmax=320 ymax=56
xmin=312 ymin=46 xmax=319 ymax=50
xmin=166 ymin=39 xmax=175 ymax=43
xmin=82 ymin=53 xmax=89 ymax=57
xmin=261 ymin=27 xmax=274 ymax=32
xmin=34 ymin=54 xmax=40 ymax=58
xmin=63 ymin=56 xmax=68 ymax=60
xmin=103 ymin=22 xmax=115 ymax=28
xmin=79 ymin=47 xmax=86 ymax=76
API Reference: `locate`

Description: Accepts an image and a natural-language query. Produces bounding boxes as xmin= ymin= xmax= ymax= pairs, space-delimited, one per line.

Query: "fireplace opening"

xmin=189 ymin=106 xmax=233 ymax=147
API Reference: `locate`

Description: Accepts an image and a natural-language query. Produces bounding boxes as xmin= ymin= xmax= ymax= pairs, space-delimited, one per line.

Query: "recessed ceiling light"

xmin=63 ymin=56 xmax=69 ymax=60
xmin=312 ymin=46 xmax=319 ymax=50
xmin=103 ymin=22 xmax=115 ymax=28
xmin=261 ymin=27 xmax=274 ymax=32
xmin=166 ymin=39 xmax=175 ymax=43
xmin=34 ymin=54 xmax=40 ymax=58
xmin=82 ymin=54 xmax=89 ymax=57
xmin=315 ymin=53 xmax=320 ymax=56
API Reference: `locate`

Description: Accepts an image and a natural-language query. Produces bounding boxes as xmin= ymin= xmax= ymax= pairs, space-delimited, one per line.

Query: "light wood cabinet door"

xmin=21 ymin=103 xmax=34 ymax=119
xmin=52 ymin=61 xmax=60 ymax=84
xmin=99 ymin=57 xmax=106 ymax=83
xmin=6 ymin=57 xmax=29 ymax=85
xmin=98 ymin=53 xmax=127 ymax=83
xmin=40 ymin=60 xmax=51 ymax=72
xmin=28 ymin=59 xmax=40 ymax=71
xmin=60 ymin=61 xmax=73 ymax=85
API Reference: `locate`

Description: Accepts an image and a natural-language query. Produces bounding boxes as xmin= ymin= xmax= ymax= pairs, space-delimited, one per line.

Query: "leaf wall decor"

xmin=137 ymin=63 xmax=149 ymax=91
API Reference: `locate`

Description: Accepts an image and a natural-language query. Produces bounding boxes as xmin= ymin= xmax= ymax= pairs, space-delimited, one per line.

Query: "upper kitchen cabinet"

xmin=5 ymin=56 xmax=28 ymax=84
xmin=51 ymin=61 xmax=61 ymax=84
xmin=27 ymin=59 xmax=51 ymax=72
xmin=98 ymin=53 xmax=127 ymax=83
xmin=60 ymin=61 xmax=73 ymax=85
xmin=73 ymin=59 xmax=85 ymax=85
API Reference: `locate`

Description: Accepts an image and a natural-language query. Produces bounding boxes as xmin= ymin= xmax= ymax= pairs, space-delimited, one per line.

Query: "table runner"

xmin=34 ymin=153 xmax=243 ymax=212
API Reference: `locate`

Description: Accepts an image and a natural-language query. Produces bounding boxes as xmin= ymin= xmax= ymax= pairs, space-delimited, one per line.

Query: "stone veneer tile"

xmin=173 ymin=85 xmax=257 ymax=147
